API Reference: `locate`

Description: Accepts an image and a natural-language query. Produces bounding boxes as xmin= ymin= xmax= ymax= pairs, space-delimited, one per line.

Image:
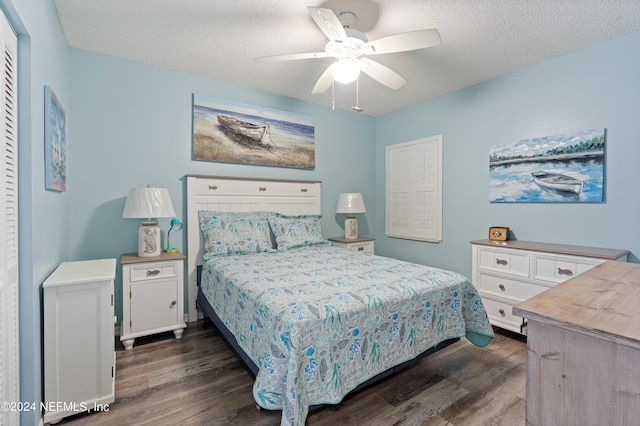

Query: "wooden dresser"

xmin=470 ymin=239 xmax=628 ymax=333
xmin=514 ymin=261 xmax=640 ymax=426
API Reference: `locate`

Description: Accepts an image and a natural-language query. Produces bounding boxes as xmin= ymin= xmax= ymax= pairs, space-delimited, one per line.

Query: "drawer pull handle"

xmin=498 ymin=309 xmax=506 ymax=316
xmin=358 ymin=246 xmax=364 ymax=251
xmin=171 ymin=300 xmax=177 ymax=306
xmin=301 ymin=188 xmax=308 ymax=193
xmin=208 ymin=185 xmax=218 ymax=190
xmin=496 ymin=258 xmax=508 ymax=266
xmin=259 ymin=187 xmax=267 ymax=192
xmin=498 ymin=284 xmax=506 ymax=291
xmin=147 ymin=269 xmax=160 ymax=277
xmin=557 ymin=267 xmax=574 ymax=276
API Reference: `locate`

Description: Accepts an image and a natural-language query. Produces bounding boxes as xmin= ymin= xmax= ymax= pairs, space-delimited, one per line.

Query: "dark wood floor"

xmin=59 ymin=322 xmax=527 ymax=426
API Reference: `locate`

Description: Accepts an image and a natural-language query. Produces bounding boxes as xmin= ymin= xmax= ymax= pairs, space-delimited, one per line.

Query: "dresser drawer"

xmin=477 ymin=247 xmax=530 ymax=277
xmin=478 ymin=273 xmax=549 ymax=301
xmin=128 ymin=261 xmax=179 ymax=282
xmin=532 ymin=254 xmax=604 ymax=284
xmin=480 ymin=297 xmax=524 ymax=331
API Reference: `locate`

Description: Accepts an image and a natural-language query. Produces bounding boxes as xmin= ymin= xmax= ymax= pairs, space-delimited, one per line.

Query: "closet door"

xmin=0 ymin=8 xmax=19 ymax=426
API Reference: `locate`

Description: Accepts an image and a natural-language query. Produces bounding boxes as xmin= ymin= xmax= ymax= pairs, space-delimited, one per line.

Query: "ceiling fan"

xmin=255 ymin=7 xmax=441 ymax=94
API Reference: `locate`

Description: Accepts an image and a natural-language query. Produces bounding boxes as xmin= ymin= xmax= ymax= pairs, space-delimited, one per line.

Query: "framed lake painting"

xmin=44 ymin=86 xmax=67 ymax=192
xmin=489 ymin=128 xmax=605 ymax=203
xmin=192 ymin=94 xmax=315 ymax=169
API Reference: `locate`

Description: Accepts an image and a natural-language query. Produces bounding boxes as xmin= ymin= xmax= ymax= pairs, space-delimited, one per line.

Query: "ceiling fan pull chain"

xmin=352 ymin=77 xmax=363 ymax=113
xmin=332 ymin=81 xmax=335 ymax=110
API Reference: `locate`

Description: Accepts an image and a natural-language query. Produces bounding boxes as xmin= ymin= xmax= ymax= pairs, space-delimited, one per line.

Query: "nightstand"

xmin=328 ymin=236 xmax=375 ymax=255
xmin=120 ymin=252 xmax=186 ymax=350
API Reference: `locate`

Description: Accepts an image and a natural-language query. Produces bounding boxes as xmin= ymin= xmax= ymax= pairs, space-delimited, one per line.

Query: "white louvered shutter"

xmin=386 ymin=135 xmax=442 ymax=243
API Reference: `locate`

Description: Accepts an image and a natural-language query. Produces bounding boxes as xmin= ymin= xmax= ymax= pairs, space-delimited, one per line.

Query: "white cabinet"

xmin=328 ymin=236 xmax=375 ymax=255
xmin=471 ymin=239 xmax=628 ymax=334
xmin=120 ymin=252 xmax=186 ymax=350
xmin=43 ymin=259 xmax=116 ymax=424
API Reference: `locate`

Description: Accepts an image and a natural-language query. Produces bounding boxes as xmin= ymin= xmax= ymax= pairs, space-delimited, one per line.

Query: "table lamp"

xmin=336 ymin=192 xmax=366 ymax=239
xmin=122 ymin=186 xmax=176 ymax=257
xmin=165 ymin=218 xmax=183 ymax=253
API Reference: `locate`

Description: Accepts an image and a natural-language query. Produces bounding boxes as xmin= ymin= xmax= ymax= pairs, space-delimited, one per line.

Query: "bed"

xmin=185 ymin=175 xmax=494 ymax=426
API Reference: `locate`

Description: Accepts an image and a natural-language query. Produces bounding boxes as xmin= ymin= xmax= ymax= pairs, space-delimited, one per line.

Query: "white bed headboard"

xmin=185 ymin=175 xmax=322 ymax=322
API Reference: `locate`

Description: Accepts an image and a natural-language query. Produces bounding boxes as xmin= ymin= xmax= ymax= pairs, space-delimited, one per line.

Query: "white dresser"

xmin=471 ymin=239 xmax=628 ymax=333
xmin=43 ymin=259 xmax=116 ymax=424
xmin=120 ymin=252 xmax=186 ymax=350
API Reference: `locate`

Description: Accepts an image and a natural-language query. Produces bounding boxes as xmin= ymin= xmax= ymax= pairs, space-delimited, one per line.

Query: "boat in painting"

xmin=217 ymin=114 xmax=275 ymax=148
xmin=531 ymin=171 xmax=583 ymax=194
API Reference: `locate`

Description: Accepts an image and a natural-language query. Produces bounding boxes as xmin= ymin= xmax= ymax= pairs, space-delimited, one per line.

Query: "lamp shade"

xmin=331 ymin=58 xmax=361 ymax=84
xmin=122 ymin=187 xmax=176 ymax=219
xmin=336 ymin=193 xmax=366 ymax=214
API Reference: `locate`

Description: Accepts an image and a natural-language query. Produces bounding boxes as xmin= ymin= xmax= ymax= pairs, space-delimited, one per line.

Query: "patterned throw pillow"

xmin=198 ymin=211 xmax=275 ymax=259
xmin=268 ymin=213 xmax=327 ymax=251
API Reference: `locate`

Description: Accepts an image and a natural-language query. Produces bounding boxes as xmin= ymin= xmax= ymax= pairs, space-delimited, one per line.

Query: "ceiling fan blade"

xmin=255 ymin=51 xmax=329 ymax=63
xmin=358 ymin=57 xmax=407 ymax=90
xmin=311 ymin=64 xmax=334 ymax=94
xmin=308 ymin=7 xmax=347 ymax=42
xmin=363 ymin=29 xmax=441 ymax=55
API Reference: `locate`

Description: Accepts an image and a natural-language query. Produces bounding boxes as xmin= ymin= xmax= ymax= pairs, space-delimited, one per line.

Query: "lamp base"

xmin=138 ymin=221 xmax=161 ymax=257
xmin=344 ymin=216 xmax=358 ymax=239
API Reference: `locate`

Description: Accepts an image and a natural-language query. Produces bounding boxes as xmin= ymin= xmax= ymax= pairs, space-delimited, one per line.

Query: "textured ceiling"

xmin=54 ymin=0 xmax=640 ymax=116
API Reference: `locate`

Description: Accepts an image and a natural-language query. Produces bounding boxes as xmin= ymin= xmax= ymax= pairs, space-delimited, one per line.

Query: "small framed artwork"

xmin=44 ymin=85 xmax=67 ymax=192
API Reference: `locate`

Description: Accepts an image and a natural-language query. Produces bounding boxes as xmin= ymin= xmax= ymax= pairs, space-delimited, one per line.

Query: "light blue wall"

xmin=6 ymin=1 xmax=639 ymax=423
xmin=66 ymin=48 xmax=376 ymax=324
xmin=374 ymin=30 xmax=640 ymax=278
xmin=0 ymin=0 xmax=70 ymax=424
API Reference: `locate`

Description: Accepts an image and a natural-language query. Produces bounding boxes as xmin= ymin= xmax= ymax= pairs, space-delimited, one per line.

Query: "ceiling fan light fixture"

xmin=331 ymin=58 xmax=360 ymax=84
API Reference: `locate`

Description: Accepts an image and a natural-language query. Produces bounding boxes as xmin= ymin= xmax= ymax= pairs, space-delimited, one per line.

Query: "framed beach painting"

xmin=44 ymin=86 xmax=67 ymax=192
xmin=489 ymin=128 xmax=605 ymax=203
xmin=192 ymin=94 xmax=315 ymax=169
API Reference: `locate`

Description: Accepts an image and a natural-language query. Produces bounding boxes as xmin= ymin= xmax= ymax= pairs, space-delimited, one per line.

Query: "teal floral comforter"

xmin=201 ymin=244 xmax=493 ymax=426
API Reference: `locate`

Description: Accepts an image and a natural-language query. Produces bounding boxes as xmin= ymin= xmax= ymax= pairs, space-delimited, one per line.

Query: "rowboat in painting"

xmin=531 ymin=171 xmax=583 ymax=194
xmin=217 ymin=114 xmax=275 ymax=148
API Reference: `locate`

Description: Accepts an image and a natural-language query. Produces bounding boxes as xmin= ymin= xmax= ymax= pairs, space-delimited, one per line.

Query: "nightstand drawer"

xmin=345 ymin=241 xmax=374 ymax=254
xmin=329 ymin=237 xmax=375 ymax=255
xmin=129 ymin=261 xmax=179 ymax=282
xmin=478 ymin=273 xmax=548 ymax=301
